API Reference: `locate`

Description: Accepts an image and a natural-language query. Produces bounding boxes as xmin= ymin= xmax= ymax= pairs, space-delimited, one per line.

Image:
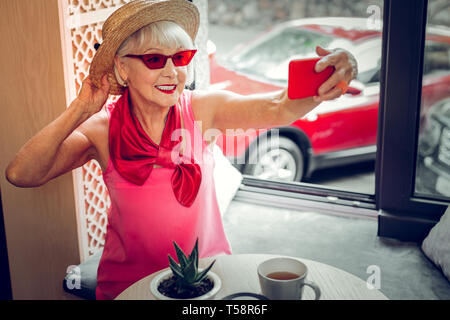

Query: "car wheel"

xmin=243 ymin=136 xmax=304 ymax=182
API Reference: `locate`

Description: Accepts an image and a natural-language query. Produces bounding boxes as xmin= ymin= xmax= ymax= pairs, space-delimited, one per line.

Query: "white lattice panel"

xmin=62 ymin=0 xmax=131 ymax=259
xmin=69 ymin=0 xmax=129 ymax=14
xmin=82 ymin=161 xmax=110 ymax=255
xmin=71 ymin=23 xmax=103 ymax=93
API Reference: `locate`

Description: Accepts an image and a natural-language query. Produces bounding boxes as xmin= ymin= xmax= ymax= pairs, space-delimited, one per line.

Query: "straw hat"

xmin=89 ymin=0 xmax=200 ymax=95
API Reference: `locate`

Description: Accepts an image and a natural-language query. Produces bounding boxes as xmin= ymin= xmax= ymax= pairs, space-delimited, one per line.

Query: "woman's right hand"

xmin=75 ymin=75 xmax=110 ymax=117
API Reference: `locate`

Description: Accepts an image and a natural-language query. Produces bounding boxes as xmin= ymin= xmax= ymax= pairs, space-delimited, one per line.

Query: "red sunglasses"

xmin=125 ymin=49 xmax=197 ymax=70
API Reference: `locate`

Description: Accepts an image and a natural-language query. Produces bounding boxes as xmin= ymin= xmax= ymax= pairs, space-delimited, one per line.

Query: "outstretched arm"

xmin=193 ymin=46 xmax=358 ymax=134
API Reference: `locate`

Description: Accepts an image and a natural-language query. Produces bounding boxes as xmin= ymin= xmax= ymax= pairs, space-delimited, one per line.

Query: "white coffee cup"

xmin=257 ymin=257 xmax=321 ymax=300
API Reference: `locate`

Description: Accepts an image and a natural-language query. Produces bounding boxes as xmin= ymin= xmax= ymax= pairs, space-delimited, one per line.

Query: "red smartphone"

xmin=288 ymin=57 xmax=335 ymax=100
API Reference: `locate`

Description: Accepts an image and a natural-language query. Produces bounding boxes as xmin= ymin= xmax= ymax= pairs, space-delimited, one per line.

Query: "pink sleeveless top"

xmin=96 ymin=90 xmax=232 ymax=300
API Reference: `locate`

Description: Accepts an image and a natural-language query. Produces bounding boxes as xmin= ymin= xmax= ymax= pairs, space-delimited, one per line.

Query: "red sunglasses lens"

xmin=172 ymin=50 xmax=196 ymax=66
xmin=141 ymin=50 xmax=196 ymax=69
xmin=143 ymin=54 xmax=166 ymax=69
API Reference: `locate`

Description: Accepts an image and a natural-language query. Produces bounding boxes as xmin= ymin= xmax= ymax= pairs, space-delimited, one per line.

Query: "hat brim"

xmin=89 ymin=0 xmax=199 ymax=96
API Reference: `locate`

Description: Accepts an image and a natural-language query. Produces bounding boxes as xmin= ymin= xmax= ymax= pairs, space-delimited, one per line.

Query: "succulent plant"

xmin=168 ymin=238 xmax=216 ymax=291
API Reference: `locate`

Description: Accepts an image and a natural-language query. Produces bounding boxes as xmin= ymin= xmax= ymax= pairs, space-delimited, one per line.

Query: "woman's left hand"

xmin=313 ymin=46 xmax=358 ymax=102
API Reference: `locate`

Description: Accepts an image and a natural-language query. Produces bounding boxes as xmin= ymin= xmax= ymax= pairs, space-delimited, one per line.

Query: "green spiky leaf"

xmin=168 ymin=255 xmax=184 ymax=279
xmin=196 ymin=260 xmax=216 ymax=283
xmin=173 ymin=241 xmax=189 ymax=269
xmin=168 ymin=254 xmax=180 ymax=272
xmin=167 ymin=238 xmax=212 ymax=290
xmin=185 ymin=258 xmax=198 ymax=283
xmin=189 ymin=239 xmax=199 ymax=269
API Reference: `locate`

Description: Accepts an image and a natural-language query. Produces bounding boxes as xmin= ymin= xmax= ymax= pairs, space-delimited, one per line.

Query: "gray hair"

xmin=114 ymin=20 xmax=195 ymax=86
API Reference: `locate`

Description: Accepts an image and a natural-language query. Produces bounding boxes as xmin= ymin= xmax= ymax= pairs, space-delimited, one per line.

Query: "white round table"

xmin=115 ymin=254 xmax=389 ymax=300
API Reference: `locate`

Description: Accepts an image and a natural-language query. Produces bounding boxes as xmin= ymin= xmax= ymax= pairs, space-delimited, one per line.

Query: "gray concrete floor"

xmin=222 ymin=200 xmax=450 ymax=300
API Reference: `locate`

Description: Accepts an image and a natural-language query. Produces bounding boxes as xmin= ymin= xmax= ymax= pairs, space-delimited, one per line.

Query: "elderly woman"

xmin=5 ymin=0 xmax=357 ymax=299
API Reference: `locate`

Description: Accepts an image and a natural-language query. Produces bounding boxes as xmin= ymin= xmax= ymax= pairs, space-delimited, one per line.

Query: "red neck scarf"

xmin=109 ymin=89 xmax=202 ymax=207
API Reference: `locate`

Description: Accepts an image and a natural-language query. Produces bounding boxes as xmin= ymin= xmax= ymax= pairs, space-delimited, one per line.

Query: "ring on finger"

xmin=335 ymin=80 xmax=349 ymax=94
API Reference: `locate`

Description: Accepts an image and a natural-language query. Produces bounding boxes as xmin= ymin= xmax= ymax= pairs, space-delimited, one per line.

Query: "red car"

xmin=208 ymin=17 xmax=450 ymax=183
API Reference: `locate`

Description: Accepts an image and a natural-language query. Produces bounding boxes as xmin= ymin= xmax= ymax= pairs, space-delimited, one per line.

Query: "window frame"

xmin=376 ymin=0 xmax=447 ymax=238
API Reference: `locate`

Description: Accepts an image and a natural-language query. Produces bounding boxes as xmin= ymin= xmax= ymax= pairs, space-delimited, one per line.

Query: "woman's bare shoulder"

xmin=191 ymin=90 xmax=217 ymax=131
xmin=77 ymin=107 xmax=109 ymax=138
xmin=76 ymin=107 xmax=110 ymax=169
xmin=191 ymin=89 xmax=239 ymax=119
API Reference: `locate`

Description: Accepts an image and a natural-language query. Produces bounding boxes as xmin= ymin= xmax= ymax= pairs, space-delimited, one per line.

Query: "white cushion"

xmin=212 ymin=144 xmax=243 ymax=217
xmin=422 ymin=206 xmax=450 ymax=281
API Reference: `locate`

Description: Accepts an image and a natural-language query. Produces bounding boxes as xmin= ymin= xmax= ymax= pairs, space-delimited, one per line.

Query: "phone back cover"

xmin=288 ymin=58 xmax=334 ymax=99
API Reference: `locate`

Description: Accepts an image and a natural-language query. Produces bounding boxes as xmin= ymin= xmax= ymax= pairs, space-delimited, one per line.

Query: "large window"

xmin=209 ymin=0 xmax=450 ymax=241
xmin=209 ymin=1 xmax=382 ymax=198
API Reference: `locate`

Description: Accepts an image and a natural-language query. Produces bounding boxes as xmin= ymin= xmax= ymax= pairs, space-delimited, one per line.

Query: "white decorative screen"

xmin=61 ymin=0 xmax=131 ymax=260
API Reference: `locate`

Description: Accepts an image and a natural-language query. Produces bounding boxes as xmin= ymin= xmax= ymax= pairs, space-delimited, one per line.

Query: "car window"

xmin=229 ymin=27 xmax=335 ymax=83
xmin=355 ymin=40 xmax=382 ymax=84
xmin=423 ymin=41 xmax=450 ymax=76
